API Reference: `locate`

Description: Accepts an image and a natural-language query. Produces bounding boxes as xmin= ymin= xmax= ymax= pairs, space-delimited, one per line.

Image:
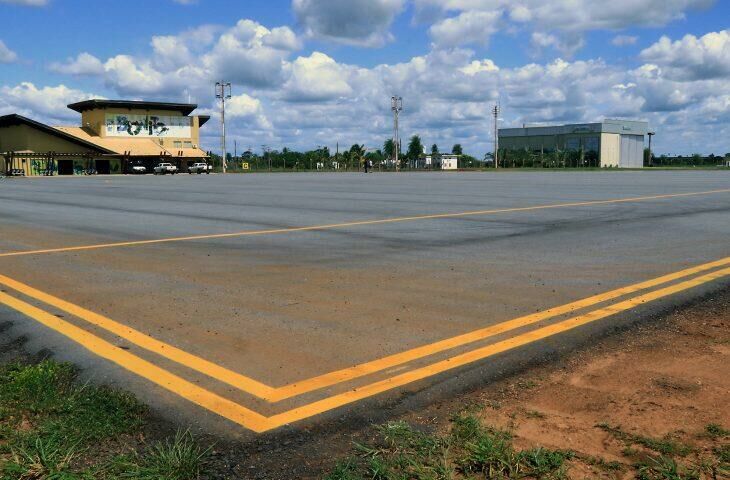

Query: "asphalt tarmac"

xmin=0 ymin=170 xmax=728 ymax=436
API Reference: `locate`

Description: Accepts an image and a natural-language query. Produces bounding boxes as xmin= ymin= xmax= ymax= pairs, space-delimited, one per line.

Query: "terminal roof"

xmin=68 ymin=100 xmax=198 ymax=116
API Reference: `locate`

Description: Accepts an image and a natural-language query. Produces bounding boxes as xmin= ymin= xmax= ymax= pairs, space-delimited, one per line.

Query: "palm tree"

xmin=383 ymin=139 xmax=395 ymax=160
xmin=340 ymin=150 xmax=351 ymax=171
xmin=350 ymin=144 xmax=366 ymax=170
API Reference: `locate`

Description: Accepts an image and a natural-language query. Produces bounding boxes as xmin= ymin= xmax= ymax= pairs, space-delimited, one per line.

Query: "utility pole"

xmin=493 ymin=104 xmax=500 ymax=169
xmin=215 ymin=81 xmax=231 ymax=173
xmin=262 ymin=145 xmax=270 ymax=171
xmin=391 ymin=96 xmax=403 ymax=171
xmin=647 ymin=131 xmax=655 ymax=167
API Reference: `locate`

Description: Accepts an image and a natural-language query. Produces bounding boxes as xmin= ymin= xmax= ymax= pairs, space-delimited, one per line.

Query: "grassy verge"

xmin=0 ymin=360 xmax=210 ymax=480
xmin=596 ymin=423 xmax=729 ymax=480
xmin=324 ymin=415 xmax=729 ymax=480
xmin=325 ymin=415 xmax=574 ymax=480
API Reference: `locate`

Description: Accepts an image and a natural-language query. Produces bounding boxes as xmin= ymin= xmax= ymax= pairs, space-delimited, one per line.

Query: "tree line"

xmin=210 ymin=135 xmax=482 ymax=171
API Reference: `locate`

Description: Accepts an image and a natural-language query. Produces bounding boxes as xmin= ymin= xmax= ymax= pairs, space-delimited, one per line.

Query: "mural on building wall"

xmin=105 ymin=114 xmax=191 ymax=138
xmin=30 ymin=159 xmax=55 ymax=176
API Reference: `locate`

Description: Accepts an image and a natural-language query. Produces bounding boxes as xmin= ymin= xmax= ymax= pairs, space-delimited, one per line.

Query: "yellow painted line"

xmin=0 ymin=291 xmax=274 ymax=433
xmin=264 ymin=266 xmax=730 ymax=430
xmin=1 ymin=256 xmax=729 ymax=403
xmin=0 ymin=273 xmax=276 ymax=400
xmin=1 ymin=265 xmax=727 ymax=432
xmin=267 ymin=256 xmax=730 ymax=401
xmin=1 ymin=189 xmax=728 ymax=258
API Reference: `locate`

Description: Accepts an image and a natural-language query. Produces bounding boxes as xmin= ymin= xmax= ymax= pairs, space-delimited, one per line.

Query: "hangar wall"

xmin=620 ymin=135 xmax=644 ymax=168
xmin=600 ymin=133 xmax=620 ymax=167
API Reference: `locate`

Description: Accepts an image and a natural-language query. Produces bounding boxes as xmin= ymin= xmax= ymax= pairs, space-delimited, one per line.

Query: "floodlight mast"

xmin=492 ymin=104 xmax=500 ymax=169
xmin=647 ymin=131 xmax=656 ymax=167
xmin=391 ymin=96 xmax=403 ymax=171
xmin=215 ymin=81 xmax=232 ymax=173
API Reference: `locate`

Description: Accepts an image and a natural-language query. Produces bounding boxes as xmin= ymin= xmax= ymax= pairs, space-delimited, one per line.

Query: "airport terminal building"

xmin=499 ymin=119 xmax=649 ymax=168
xmin=0 ymin=100 xmax=210 ymax=176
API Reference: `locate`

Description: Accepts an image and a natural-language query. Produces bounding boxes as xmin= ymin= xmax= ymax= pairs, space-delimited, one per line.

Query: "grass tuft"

xmin=704 ymin=424 xmax=729 ymax=439
xmin=123 ymin=429 xmax=212 ymax=480
xmin=597 ymin=423 xmax=693 ymax=457
xmin=325 ymin=415 xmax=571 ymax=480
xmin=634 ymin=455 xmax=700 ymax=480
xmin=324 ymin=458 xmax=363 ymax=480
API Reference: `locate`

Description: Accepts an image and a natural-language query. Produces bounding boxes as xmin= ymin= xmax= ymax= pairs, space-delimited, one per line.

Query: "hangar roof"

xmin=500 ymin=119 xmax=649 ymax=138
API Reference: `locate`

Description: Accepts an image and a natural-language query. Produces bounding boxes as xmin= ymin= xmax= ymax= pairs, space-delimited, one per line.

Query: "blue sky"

xmin=1 ymin=0 xmax=729 ymax=156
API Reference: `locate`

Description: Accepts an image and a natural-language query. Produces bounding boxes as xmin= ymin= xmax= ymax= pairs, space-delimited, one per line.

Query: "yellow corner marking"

xmin=267 ymin=256 xmax=730 ymax=401
xmin=1 ymin=189 xmax=728 ymax=258
xmin=0 ymin=264 xmax=727 ymax=432
xmin=0 ymin=291 xmax=273 ymax=433
xmin=264 ymin=266 xmax=730 ymax=430
xmin=1 ymin=256 xmax=729 ymax=404
xmin=0 ymin=273 xmax=275 ymax=400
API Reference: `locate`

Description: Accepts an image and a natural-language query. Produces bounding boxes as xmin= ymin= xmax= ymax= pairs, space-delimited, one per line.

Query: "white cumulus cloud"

xmin=0 ymin=82 xmax=99 ymax=120
xmin=283 ymin=52 xmax=353 ymax=102
xmin=49 ymin=52 xmax=104 ymax=75
xmin=0 ymin=40 xmax=17 ymax=63
xmin=640 ymin=29 xmax=730 ymax=81
xmin=430 ymin=10 xmax=501 ymax=48
xmin=414 ymin=0 xmax=715 ymax=53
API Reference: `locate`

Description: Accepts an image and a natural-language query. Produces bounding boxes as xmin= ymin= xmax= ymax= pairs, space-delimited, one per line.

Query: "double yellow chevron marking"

xmin=0 ymin=260 xmax=728 ymax=432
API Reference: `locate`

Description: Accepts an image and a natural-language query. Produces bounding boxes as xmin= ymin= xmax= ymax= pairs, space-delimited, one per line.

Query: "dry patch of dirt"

xmin=462 ymin=293 xmax=729 ymax=478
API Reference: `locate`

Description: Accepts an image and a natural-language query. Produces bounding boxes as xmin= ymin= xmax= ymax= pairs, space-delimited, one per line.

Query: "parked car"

xmin=188 ymin=162 xmax=212 ymax=174
xmin=130 ymin=164 xmax=147 ymax=174
xmin=153 ymin=163 xmax=178 ymax=175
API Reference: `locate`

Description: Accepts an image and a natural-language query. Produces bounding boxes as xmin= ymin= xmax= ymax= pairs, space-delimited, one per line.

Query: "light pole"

xmin=262 ymin=145 xmax=271 ymax=171
xmin=647 ymin=131 xmax=655 ymax=167
xmin=391 ymin=96 xmax=403 ymax=171
xmin=493 ymin=104 xmax=500 ymax=169
xmin=215 ymin=81 xmax=231 ymax=173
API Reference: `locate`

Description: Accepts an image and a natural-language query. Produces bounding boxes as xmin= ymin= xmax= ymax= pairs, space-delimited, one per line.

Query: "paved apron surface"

xmin=0 ymin=171 xmax=728 ymax=433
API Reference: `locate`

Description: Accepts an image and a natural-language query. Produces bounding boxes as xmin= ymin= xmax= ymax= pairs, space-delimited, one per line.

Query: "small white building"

xmin=418 ymin=154 xmax=459 ymax=170
xmin=441 ymin=154 xmax=458 ymax=170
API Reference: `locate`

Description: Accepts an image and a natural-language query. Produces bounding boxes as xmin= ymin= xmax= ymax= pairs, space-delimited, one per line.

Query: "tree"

xmin=350 ymin=144 xmax=366 ymax=169
xmin=452 ymin=144 xmax=463 ymax=155
xmin=339 ymin=150 xmax=351 ymax=170
xmin=365 ymin=150 xmax=384 ymax=168
xmin=383 ymin=139 xmax=395 ymax=160
xmin=643 ymin=148 xmax=657 ymax=167
xmin=407 ymin=135 xmax=423 ymax=162
xmin=431 ymin=144 xmax=439 ymax=155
